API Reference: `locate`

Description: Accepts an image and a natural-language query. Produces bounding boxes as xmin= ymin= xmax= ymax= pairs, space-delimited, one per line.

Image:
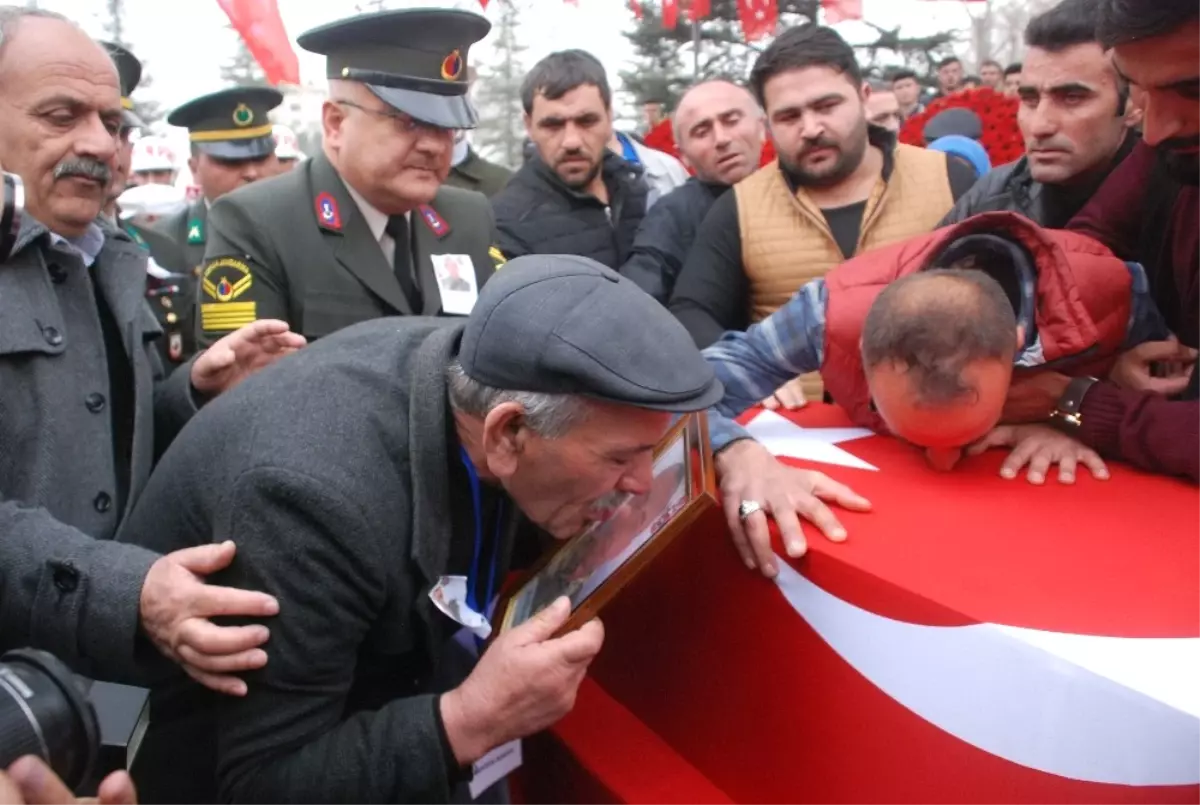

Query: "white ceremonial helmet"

xmin=117 ymin=182 xmax=187 ymax=222
xmin=130 ymin=136 xmax=178 ymax=174
xmin=273 ymin=124 xmax=303 ymax=161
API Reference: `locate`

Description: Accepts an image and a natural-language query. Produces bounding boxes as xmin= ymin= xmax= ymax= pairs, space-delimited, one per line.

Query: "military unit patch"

xmin=315 ymin=192 xmax=342 ymax=231
xmin=187 ymin=218 xmax=205 ymax=244
xmin=419 ymin=204 xmax=450 ymax=238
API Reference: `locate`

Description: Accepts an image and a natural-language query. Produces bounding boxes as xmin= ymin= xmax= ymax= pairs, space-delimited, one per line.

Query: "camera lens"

xmin=0 ymin=649 xmax=99 ymax=790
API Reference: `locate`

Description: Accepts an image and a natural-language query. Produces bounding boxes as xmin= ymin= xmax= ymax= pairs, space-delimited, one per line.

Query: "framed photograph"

xmin=495 ymin=411 xmax=718 ymax=638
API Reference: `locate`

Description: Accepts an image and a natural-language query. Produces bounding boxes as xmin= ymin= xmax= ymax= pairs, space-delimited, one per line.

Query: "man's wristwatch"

xmin=1048 ymin=376 xmax=1099 ymax=431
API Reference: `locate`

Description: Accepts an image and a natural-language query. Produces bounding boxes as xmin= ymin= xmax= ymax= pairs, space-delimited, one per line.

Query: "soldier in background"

xmin=138 ymin=87 xmax=282 ymax=368
xmin=195 ymin=8 xmax=505 ymax=347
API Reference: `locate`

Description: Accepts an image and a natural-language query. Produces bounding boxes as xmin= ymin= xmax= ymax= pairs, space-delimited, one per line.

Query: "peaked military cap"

xmin=101 ymin=41 xmax=145 ymax=130
xmin=298 ymin=8 xmax=491 ymax=131
xmin=167 ymin=86 xmax=284 ymax=161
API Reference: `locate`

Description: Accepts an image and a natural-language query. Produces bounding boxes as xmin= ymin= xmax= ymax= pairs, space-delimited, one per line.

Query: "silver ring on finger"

xmin=738 ymin=500 xmax=763 ymax=521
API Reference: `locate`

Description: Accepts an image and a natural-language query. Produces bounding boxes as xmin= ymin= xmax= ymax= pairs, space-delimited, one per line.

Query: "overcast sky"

xmin=36 ymin=0 xmax=978 ymax=117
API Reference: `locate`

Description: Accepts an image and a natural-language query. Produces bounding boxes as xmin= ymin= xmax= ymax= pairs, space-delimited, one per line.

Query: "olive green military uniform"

xmin=196 ymin=153 xmax=504 ymax=344
xmin=197 ymin=5 xmax=503 ymax=346
xmin=446 ymin=148 xmax=513 ymax=198
xmin=155 ymin=86 xmax=281 ymax=356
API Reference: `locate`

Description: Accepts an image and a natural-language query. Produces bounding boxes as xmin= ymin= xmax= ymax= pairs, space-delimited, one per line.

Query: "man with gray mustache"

xmin=0 ymin=7 xmax=304 ymax=697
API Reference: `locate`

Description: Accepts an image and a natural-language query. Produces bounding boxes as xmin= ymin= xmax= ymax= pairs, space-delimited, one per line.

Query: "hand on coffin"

xmin=440 ymin=597 xmax=604 ymax=766
xmin=1 ymin=756 xmax=137 ymax=805
xmin=140 ymin=541 xmax=280 ymax=696
xmin=715 ymin=439 xmax=871 ymax=579
xmin=1109 ymin=338 xmax=1197 ymax=395
xmin=967 ymin=424 xmax=1109 ymax=484
xmin=191 ymin=319 xmax=306 ymax=397
xmin=762 ymin=376 xmax=809 ymax=411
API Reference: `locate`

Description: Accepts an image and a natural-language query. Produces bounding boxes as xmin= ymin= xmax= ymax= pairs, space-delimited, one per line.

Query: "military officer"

xmin=196 ymin=8 xmax=506 ymax=347
xmin=138 ymin=87 xmax=281 ymax=366
xmin=99 ymin=41 xmax=145 ymax=228
xmin=447 ymin=132 xmax=513 ymax=197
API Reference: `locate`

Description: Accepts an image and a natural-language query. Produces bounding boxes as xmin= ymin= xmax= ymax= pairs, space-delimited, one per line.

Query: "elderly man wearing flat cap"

xmin=121 ymin=256 xmax=728 ymax=802
xmin=193 ymin=8 xmax=506 ymax=354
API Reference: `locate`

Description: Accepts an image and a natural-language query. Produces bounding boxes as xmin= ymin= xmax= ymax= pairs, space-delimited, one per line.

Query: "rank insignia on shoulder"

xmin=489 ymin=246 xmax=507 ymax=269
xmin=419 ymin=204 xmax=450 ymax=239
xmin=199 ymin=256 xmax=257 ymax=333
xmin=315 ymin=192 xmax=342 ymax=231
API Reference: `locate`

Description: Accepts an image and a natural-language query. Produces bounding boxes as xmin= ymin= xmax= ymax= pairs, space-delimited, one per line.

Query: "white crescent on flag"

xmin=774 ymin=559 xmax=1200 ymax=786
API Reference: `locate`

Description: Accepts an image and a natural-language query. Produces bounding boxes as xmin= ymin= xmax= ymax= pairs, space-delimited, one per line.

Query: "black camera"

xmin=0 ymin=649 xmax=99 ymax=790
xmin=1 ymin=171 xmax=24 ymax=263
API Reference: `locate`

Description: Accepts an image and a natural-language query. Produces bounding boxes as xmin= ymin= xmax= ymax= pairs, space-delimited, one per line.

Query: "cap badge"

xmin=440 ymin=50 xmax=464 ymax=81
xmin=314 ymin=192 xmax=342 ymax=232
xmin=232 ymin=103 xmax=254 ymax=127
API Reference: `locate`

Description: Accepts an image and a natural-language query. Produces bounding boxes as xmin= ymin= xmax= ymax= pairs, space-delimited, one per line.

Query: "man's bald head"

xmin=0 ymin=6 xmax=122 ymax=237
xmin=861 ymin=269 xmax=1022 ymax=468
xmin=672 ymin=80 xmax=764 ymax=185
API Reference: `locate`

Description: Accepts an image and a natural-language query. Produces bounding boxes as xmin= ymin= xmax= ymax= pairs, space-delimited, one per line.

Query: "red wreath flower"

xmin=899 ymin=87 xmax=1024 ymax=168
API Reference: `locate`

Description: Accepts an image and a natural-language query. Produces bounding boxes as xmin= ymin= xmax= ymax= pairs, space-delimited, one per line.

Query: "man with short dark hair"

xmin=491 ymin=49 xmax=648 ymax=268
xmin=941 ymin=0 xmax=1143 ymax=228
xmin=621 ymin=80 xmax=765 ymax=302
xmin=998 ymin=0 xmax=1200 ymax=482
xmin=935 ymin=56 xmax=964 ymax=97
xmin=1003 ymin=62 xmax=1023 ymax=96
xmin=890 ymin=68 xmax=925 ymax=120
xmin=980 ymin=59 xmax=1004 ymax=91
xmin=668 ymin=23 xmax=976 ymax=404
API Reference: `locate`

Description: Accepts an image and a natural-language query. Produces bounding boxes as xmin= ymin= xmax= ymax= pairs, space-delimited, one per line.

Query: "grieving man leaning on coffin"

xmin=118 ymin=256 xmax=747 ymax=803
xmin=700 ymin=212 xmax=1175 ymax=578
xmin=0 ymin=6 xmax=301 ymax=690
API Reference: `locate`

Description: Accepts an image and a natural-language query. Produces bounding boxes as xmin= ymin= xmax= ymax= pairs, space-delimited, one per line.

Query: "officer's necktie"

xmin=385 ymin=215 xmax=422 ymax=312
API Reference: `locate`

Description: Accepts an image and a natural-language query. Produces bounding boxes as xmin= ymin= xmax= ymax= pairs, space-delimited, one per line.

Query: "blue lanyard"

xmin=617 ymin=132 xmax=641 ymax=165
xmin=460 ymin=447 xmax=504 ymax=616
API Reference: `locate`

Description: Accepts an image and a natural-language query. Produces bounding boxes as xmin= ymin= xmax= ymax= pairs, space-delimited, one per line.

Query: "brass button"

xmin=166 ymin=312 xmax=178 ymax=324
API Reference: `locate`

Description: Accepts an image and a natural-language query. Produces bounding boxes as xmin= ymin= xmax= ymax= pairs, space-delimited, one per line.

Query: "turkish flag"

xmin=821 ymin=0 xmax=863 ymax=23
xmin=689 ymin=0 xmax=711 ymax=21
xmin=216 ymin=0 xmax=299 ymax=86
xmin=628 ymin=0 xmax=643 ymax=19
xmin=737 ymin=0 xmax=778 ymax=42
xmin=540 ymin=404 xmax=1200 ymax=802
xmin=478 ymin=0 xmax=489 ymax=7
xmin=662 ymin=0 xmax=679 ymax=28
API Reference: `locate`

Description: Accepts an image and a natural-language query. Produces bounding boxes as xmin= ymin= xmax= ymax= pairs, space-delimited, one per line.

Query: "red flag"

xmin=820 ymin=0 xmax=862 ymax=23
xmin=662 ymin=0 xmax=679 ymax=28
xmin=478 ymin=0 xmax=489 ymax=7
xmin=216 ymin=0 xmax=299 ymax=86
xmin=737 ymin=0 xmax=777 ymax=41
xmin=689 ymin=0 xmax=710 ymax=21
xmin=628 ymin=0 xmax=643 ymax=18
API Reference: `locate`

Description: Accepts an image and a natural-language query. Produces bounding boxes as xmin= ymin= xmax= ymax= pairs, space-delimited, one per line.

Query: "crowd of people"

xmin=0 ymin=0 xmax=1195 ymax=801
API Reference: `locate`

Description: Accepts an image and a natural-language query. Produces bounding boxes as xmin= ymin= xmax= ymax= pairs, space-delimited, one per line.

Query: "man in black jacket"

xmin=940 ymin=0 xmax=1142 ymax=228
xmin=492 ymin=50 xmax=647 ymax=268
xmin=621 ymin=80 xmax=766 ymax=303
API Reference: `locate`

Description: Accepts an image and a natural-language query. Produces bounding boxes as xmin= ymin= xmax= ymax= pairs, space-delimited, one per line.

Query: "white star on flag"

xmin=744 ymin=409 xmax=878 ymax=471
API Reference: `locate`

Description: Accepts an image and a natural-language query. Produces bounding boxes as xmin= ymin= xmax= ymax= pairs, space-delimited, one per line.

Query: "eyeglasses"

xmin=333 ymin=99 xmax=458 ymax=139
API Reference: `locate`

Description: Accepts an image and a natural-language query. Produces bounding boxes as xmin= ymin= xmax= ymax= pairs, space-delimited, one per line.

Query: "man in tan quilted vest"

xmin=669 ymin=23 xmax=977 ymax=405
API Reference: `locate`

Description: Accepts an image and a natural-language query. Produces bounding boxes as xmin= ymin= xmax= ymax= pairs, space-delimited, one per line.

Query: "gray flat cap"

xmin=460 ymin=255 xmax=723 ymax=412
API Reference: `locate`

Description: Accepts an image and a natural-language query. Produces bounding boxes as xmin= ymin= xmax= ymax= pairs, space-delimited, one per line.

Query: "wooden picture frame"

xmin=495 ymin=411 xmax=718 ymax=639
